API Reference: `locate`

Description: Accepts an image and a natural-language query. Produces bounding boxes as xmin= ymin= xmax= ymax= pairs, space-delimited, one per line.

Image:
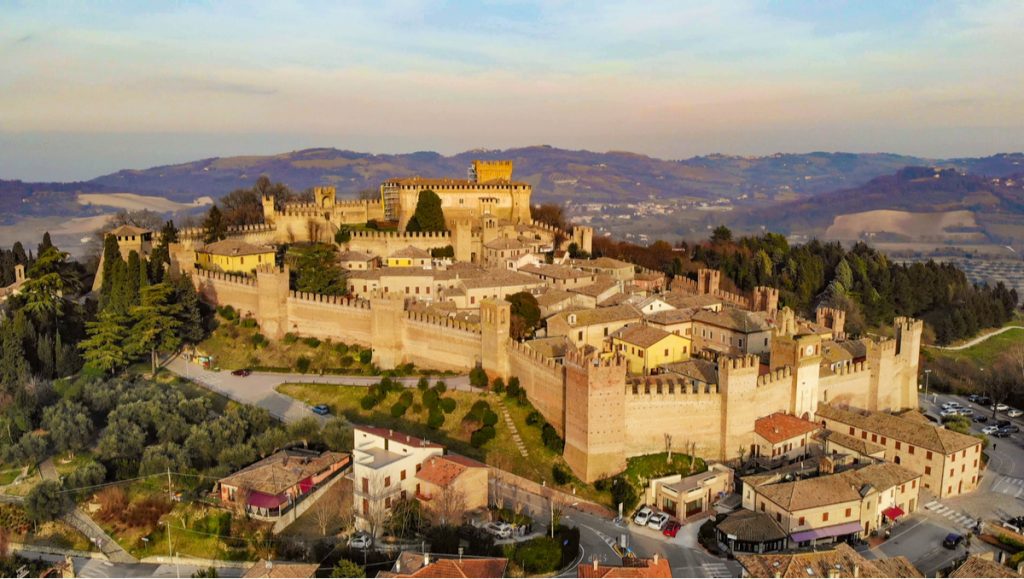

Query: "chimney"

xmin=653 ymin=553 xmax=660 ymax=564
xmin=423 ymin=553 xmax=430 ymax=567
xmin=593 ymin=558 xmax=599 ymax=571
xmin=853 ymin=564 xmax=859 ymax=578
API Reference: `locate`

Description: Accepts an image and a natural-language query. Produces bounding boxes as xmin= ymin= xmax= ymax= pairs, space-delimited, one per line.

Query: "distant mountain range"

xmin=2 ymin=146 xmax=1024 ymax=247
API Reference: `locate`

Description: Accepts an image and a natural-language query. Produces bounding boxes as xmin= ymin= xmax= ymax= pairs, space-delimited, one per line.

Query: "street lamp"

xmin=924 ymin=369 xmax=931 ymax=398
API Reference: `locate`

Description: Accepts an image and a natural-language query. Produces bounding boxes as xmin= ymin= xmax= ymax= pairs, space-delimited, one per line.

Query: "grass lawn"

xmin=621 ymin=453 xmax=706 ymax=489
xmin=53 ymin=452 xmax=96 ymax=478
xmin=0 ymin=466 xmax=23 ymax=486
xmin=927 ymin=327 xmax=1024 ymax=367
xmin=277 ymin=382 xmax=603 ymax=502
xmin=2 ymin=466 xmax=41 ymax=496
xmin=198 ymin=312 xmax=381 ymax=374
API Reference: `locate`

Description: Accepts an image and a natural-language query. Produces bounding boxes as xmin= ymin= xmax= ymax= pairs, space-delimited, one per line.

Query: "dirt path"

xmin=930 ymin=326 xmax=1024 ymax=351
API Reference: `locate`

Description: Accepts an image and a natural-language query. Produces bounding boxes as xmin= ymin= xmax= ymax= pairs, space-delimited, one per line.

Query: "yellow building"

xmin=611 ymin=323 xmax=691 ymax=375
xmin=196 ymin=240 xmax=276 ymax=274
xmin=386 ymin=246 xmax=432 ymax=268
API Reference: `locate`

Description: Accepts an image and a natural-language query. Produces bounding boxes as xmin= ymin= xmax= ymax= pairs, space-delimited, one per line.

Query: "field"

xmin=77 ymin=192 xmax=213 ymax=212
xmin=927 ymin=327 xmax=1024 ymax=367
xmin=276 ymin=382 xmax=606 ymax=503
xmin=824 ymin=209 xmax=980 ymax=241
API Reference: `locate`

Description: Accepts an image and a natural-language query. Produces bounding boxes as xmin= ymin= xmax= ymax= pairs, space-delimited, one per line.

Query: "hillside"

xmin=733 ymin=167 xmax=1024 ymax=242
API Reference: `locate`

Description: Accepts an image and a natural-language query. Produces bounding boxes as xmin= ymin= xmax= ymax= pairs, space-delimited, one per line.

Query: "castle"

xmin=103 ymin=160 xmax=924 ymax=484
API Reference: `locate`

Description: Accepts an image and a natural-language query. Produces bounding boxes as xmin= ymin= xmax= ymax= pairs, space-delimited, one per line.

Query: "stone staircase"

xmin=498 ymin=401 xmax=529 ymax=458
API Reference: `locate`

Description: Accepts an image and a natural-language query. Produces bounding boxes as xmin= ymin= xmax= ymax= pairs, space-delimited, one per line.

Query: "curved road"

xmin=163 ymin=355 xmax=472 ymax=424
xmin=930 ymin=325 xmax=1024 ymax=351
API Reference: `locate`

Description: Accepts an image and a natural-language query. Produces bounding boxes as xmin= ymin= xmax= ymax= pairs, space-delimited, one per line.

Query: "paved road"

xmin=929 ymin=325 xmax=1024 ymax=350
xmin=12 ymin=548 xmax=245 ymax=578
xmin=164 ymin=355 xmax=472 ymax=424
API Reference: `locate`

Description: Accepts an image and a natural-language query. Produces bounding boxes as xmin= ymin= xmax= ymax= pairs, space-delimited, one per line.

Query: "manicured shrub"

xmin=303 ymin=337 xmax=321 ymax=348
xmin=507 ymin=376 xmax=521 ymax=392
xmin=283 ymin=333 xmax=299 ymax=345
xmin=390 ymin=403 xmax=408 ymax=418
xmin=491 ymin=377 xmax=505 ymax=394
xmin=427 ymin=409 xmax=445 ymax=429
xmin=359 ymin=350 xmax=372 ymax=364
xmin=512 ymin=537 xmax=562 ymax=574
xmin=542 ymin=423 xmax=564 ymax=453
xmin=360 ymin=394 xmax=378 ymax=410
xmin=422 ymin=388 xmax=439 ymax=409
xmin=399 ymin=390 xmax=413 ymax=406
xmin=469 ymin=366 xmax=488 ymax=388
xmin=217 ymin=305 xmax=238 ymax=321
xmin=609 ymin=476 xmax=639 ymax=513
xmin=526 ymin=411 xmax=542 ymax=426
xmin=440 ymin=397 xmax=456 ymax=414
xmin=334 ymin=342 xmax=349 ymax=354
xmin=506 ymin=380 xmax=521 ymax=398
xmin=434 ymin=381 xmax=447 ymax=394
xmin=481 ymin=409 xmax=498 ymax=427
xmin=470 ymin=425 xmax=495 ymax=448
xmin=240 ymin=317 xmax=258 ymax=329
xmin=552 ymin=464 xmax=570 ymax=485
xmin=296 ymin=356 xmax=311 ymax=373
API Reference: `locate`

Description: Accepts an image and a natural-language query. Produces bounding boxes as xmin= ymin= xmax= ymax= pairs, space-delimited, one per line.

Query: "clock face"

xmin=805 ymin=346 xmax=815 ymax=356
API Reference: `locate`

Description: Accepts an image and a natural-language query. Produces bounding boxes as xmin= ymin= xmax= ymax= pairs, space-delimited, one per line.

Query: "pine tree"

xmin=126 ymin=251 xmax=142 ymax=307
xmin=130 ymin=283 xmax=183 ymax=374
xmin=12 ymin=241 xmax=27 ymax=265
xmin=175 ymin=276 xmax=205 ymax=344
xmin=0 ymin=323 xmax=29 ymax=394
xmin=405 ymin=190 xmax=446 ymax=232
xmin=203 ymin=206 xmax=227 ymax=243
xmin=160 ymin=220 xmax=179 ymax=244
xmin=80 ymin=310 xmax=131 ymax=374
xmin=36 ymin=333 xmax=55 ymax=379
xmin=38 ymin=231 xmax=53 ymax=256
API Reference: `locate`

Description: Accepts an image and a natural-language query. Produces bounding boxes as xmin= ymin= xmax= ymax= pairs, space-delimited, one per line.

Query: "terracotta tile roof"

xmin=415 ymin=456 xmax=471 ymax=488
xmin=816 ymin=403 xmax=981 ymax=455
xmin=661 ymin=293 xmax=722 ymax=309
xmin=219 ymin=450 xmax=349 ymax=496
xmin=693 ymin=307 xmax=772 ymax=333
xmin=577 ymin=557 xmax=672 ymax=578
xmin=570 ymin=257 xmax=634 ymax=271
xmin=645 ymin=308 xmax=698 ymax=325
xmin=243 ymin=560 xmax=318 ymax=578
xmin=755 ymin=413 xmax=821 ymax=445
xmin=390 ymin=246 xmax=432 ymax=259
xmin=484 ymin=237 xmax=528 ymax=250
xmin=338 ymin=250 xmax=374 ymax=262
xmin=355 ymin=426 xmax=445 ymax=449
xmin=872 ymin=556 xmax=925 ymax=578
xmin=572 ymin=278 xmax=620 ymax=298
xmin=661 ymin=359 xmax=718 ymax=385
xmin=108 ymin=224 xmax=152 ymax=237
xmin=611 ymin=323 xmax=675 ymax=349
xmin=457 ymin=271 xmax=541 ymax=290
xmin=552 ymin=304 xmax=641 ymax=327
xmin=737 ymin=543 xmax=894 ymax=578
xmin=519 ymin=263 xmax=594 ymax=281
xmin=525 ymin=336 xmax=573 ymax=359
xmin=821 ymin=430 xmax=886 ymax=456
xmin=716 ymin=510 xmax=787 ymax=543
xmin=199 ymin=239 xmax=274 ymax=257
xmin=753 ymin=462 xmax=920 ymax=511
xmin=534 ymin=288 xmax=574 ymax=307
xmin=950 ymin=555 xmax=1021 ymax=578
xmin=378 ymin=552 xmax=508 ymax=578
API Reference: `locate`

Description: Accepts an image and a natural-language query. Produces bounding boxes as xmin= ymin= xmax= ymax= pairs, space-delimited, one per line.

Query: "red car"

xmin=662 ymin=520 xmax=681 ymax=537
xmin=231 ymin=369 xmax=252 ymax=377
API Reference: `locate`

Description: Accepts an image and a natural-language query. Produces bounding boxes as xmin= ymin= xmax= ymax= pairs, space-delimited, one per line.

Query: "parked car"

xmin=1008 ymin=409 xmax=1023 ymax=418
xmin=967 ymin=394 xmax=979 ymax=403
xmin=1004 ymin=521 xmax=1023 ymax=534
xmin=1007 ymin=516 xmax=1024 ymax=528
xmin=1002 ymin=424 xmax=1020 ymax=433
xmin=231 ymin=368 xmax=251 ymax=377
xmin=940 ymin=409 xmax=960 ymax=418
xmin=943 ymin=533 xmax=965 ymax=549
xmin=993 ymin=429 xmax=1013 ymax=438
xmin=663 ymin=520 xmax=681 ymax=538
xmin=647 ymin=513 xmax=668 ymax=531
xmin=633 ymin=507 xmax=653 ymax=526
xmin=957 ymin=408 xmax=974 ymax=416
xmin=978 ymin=396 xmax=993 ymax=405
xmin=993 ymin=403 xmax=1010 ymax=412
xmin=485 ymin=522 xmax=513 ymax=539
xmin=982 ymin=425 xmax=1000 ymax=435
xmin=997 ymin=420 xmax=1012 ymax=428
xmin=942 ymin=402 xmax=961 ymax=410
xmin=348 ymin=532 xmax=373 ymax=549
xmin=312 ymin=404 xmax=330 ymax=416
xmin=974 ymin=415 xmax=989 ymax=423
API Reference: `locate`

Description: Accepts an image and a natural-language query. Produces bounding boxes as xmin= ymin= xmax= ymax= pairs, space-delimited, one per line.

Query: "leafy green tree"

xmin=174 ymin=276 xmax=206 ymax=344
xmin=334 ymin=227 xmax=351 ymax=245
xmin=834 ymin=259 xmax=854 ymax=293
xmin=331 ymin=560 xmax=365 ymax=578
xmin=288 ymin=417 xmax=322 ymax=448
xmin=405 ymin=190 xmax=446 ymax=232
xmin=294 ymin=245 xmax=346 ymax=295
xmin=97 ymin=420 xmax=146 ymax=464
xmin=24 ymin=480 xmax=69 ymax=523
xmin=80 ymin=310 xmax=131 ymax=374
xmin=506 ymin=292 xmax=541 ymax=339
xmin=130 ymin=283 xmax=183 ymax=374
xmin=21 ymin=246 xmax=80 ymax=323
xmin=126 ymin=251 xmax=142 ymax=306
xmin=469 ymin=366 xmax=488 ymax=388
xmin=203 ymin=205 xmax=227 ymax=243
xmin=41 ymin=400 xmax=93 ymax=458
xmin=322 ymin=418 xmax=352 ymax=451
xmin=254 ymin=427 xmax=290 ymax=457
xmin=0 ymin=322 xmax=29 ymax=392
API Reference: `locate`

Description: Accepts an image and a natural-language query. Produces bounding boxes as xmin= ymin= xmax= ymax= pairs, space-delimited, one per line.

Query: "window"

xmin=895 ymin=441 xmax=901 ymax=450
xmin=822 ymin=512 xmax=829 ymax=522
xmin=362 ymin=498 xmax=369 ymax=516
xmin=385 ymin=476 xmax=391 ymax=487
xmin=949 ymin=469 xmax=953 ymax=477
xmin=416 ymin=463 xmax=422 ymax=472
xmin=664 ymin=349 xmax=669 ymax=356
xmin=739 ymin=339 xmax=744 ymax=348
xmin=604 ymin=328 xmax=609 ymax=337
xmin=861 ymin=432 xmax=867 ymax=440
xmin=385 ymin=497 xmax=391 ymax=509
xmin=776 ymin=513 xmax=781 ymax=523
xmin=845 ymin=508 xmax=852 ymax=517
xmin=912 ymin=480 xmax=917 ymax=488
xmin=760 ymin=502 xmax=765 ymax=512
xmin=362 ymin=478 xmax=368 ymax=493
xmin=925 ymin=466 xmax=931 ymax=475
xmin=909 ymin=445 xmax=915 ymax=455
xmin=798 ymin=516 xmax=805 ymax=526
xmin=401 ymin=470 xmax=406 ymax=481
xmin=578 ymin=331 xmax=583 ymax=341
xmin=900 ymin=484 xmax=905 ymax=493
xmin=849 ymin=427 xmax=855 ymax=435
xmin=871 ymin=434 xmax=877 ymax=443
xmin=881 ymin=437 xmax=887 ymax=444
xmin=974 ymin=459 xmax=978 ymax=467
xmin=926 ymin=451 xmax=933 ymax=460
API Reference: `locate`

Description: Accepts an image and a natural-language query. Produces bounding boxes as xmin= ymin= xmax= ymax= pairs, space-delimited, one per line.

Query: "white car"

xmin=982 ymin=425 xmax=1000 ymax=435
xmin=943 ymin=402 xmax=962 ymax=410
xmin=993 ymin=403 xmax=1010 ymax=412
xmin=348 ymin=532 xmax=373 ymax=549
xmin=957 ymin=408 xmax=974 ymax=416
xmin=940 ymin=409 xmax=960 ymax=418
xmin=1008 ymin=409 xmax=1023 ymax=418
xmin=633 ymin=507 xmax=653 ymax=526
xmin=485 ymin=522 xmax=513 ymax=539
xmin=647 ymin=513 xmax=668 ymax=530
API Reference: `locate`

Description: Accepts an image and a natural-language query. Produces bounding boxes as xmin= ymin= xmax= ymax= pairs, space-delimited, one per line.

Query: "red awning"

xmin=247 ymin=491 xmax=285 ymax=509
xmin=882 ymin=506 xmax=905 ymax=520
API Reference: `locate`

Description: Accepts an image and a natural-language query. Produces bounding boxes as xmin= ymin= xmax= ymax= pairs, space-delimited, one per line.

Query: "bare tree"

xmin=430 ymin=484 xmax=467 ymax=527
xmin=664 ymin=433 xmax=673 ymax=463
xmin=356 ymin=471 xmax=392 ymax=538
xmin=313 ymin=490 xmax=343 ymax=537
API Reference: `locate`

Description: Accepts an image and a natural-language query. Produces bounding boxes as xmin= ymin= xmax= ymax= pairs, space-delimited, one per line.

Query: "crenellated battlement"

xmin=508 ymin=339 xmax=562 ymax=371
xmin=350 ymin=230 xmax=453 ymax=240
xmin=627 ymin=376 xmax=720 ymax=396
xmin=403 ymin=310 xmax=482 ymax=334
xmin=179 ymin=223 xmax=277 ymax=241
xmin=756 ymin=366 xmax=793 ymax=387
xmin=894 ymin=316 xmax=924 ymax=333
xmin=724 ymin=354 xmax=760 ymax=371
xmin=287 ymin=291 xmax=371 ymax=310
xmin=195 ymin=267 xmax=257 ymax=286
xmin=712 ymin=288 xmax=752 ymax=309
xmin=832 ymin=360 xmax=869 ymax=376
xmin=564 ymin=347 xmax=625 ymax=369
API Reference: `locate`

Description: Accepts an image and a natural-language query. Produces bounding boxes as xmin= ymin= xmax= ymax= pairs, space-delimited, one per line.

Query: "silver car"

xmin=647 ymin=512 xmax=668 ymax=530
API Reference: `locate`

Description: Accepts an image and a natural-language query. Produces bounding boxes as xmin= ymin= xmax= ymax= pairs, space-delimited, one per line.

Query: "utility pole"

xmin=924 ymin=369 xmax=931 ymax=397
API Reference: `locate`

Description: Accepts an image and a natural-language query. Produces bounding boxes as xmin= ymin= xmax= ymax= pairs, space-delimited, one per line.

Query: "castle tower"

xmin=697 ymin=269 xmax=721 ymax=295
xmin=572 ymin=226 xmax=594 ymax=255
xmin=752 ymin=286 xmax=780 ymax=317
xmin=788 ymin=335 xmax=822 ymax=419
xmin=480 ymin=299 xmax=511 ymax=379
xmin=314 ymin=186 xmax=336 ymax=210
xmin=893 ymin=317 xmax=924 ymax=410
xmin=482 ymin=216 xmax=500 ymax=246
xmin=865 ymin=337 xmax=898 ymax=412
xmin=13 ymin=264 xmax=24 ymax=284
xmin=471 ymin=160 xmax=514 ymax=183
xmin=255 ymin=265 xmax=290 ymax=339
xmin=452 ymin=218 xmax=474 ymax=264
xmin=563 ymin=350 xmax=628 ymax=482
xmin=261 ymin=195 xmax=276 ymax=222
xmin=816 ymin=307 xmax=847 ymax=340
xmin=718 ymin=354 xmax=761 ymax=462
xmin=370 ymin=292 xmax=406 ymax=370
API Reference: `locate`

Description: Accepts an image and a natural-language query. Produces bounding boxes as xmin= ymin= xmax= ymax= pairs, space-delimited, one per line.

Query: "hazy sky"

xmin=1 ymin=0 xmax=1023 ymax=181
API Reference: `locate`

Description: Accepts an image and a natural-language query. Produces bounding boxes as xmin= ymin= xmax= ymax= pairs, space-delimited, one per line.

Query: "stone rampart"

xmin=508 ymin=340 xmax=566 ymax=433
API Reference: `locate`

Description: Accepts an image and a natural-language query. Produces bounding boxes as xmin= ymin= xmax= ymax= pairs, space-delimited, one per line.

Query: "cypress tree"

xmin=175 ymin=276 xmax=205 ymax=344
xmin=203 ymin=206 xmax=227 ymax=243
xmin=126 ymin=251 xmax=142 ymax=307
xmin=100 ymin=235 xmax=122 ymax=304
xmin=405 ymin=190 xmax=446 ymax=232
